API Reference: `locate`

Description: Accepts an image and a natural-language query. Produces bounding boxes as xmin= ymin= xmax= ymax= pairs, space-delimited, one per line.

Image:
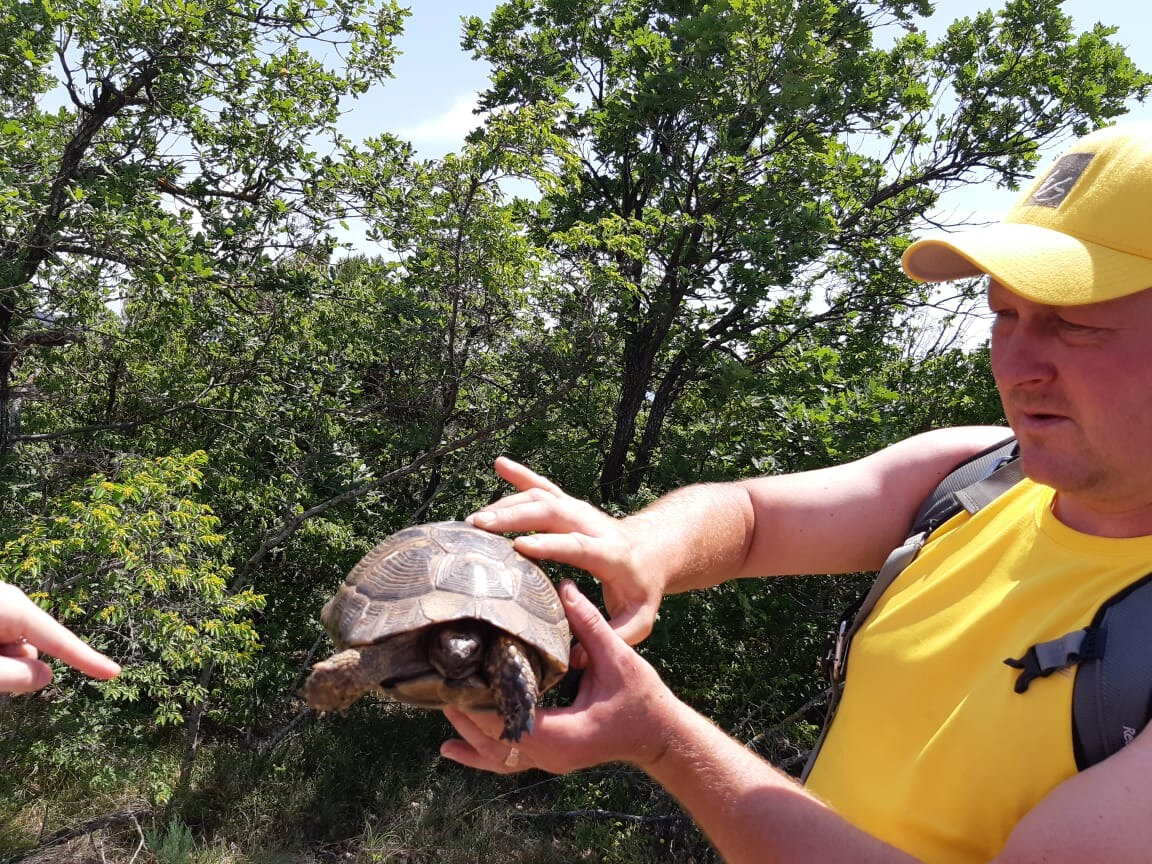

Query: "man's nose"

xmin=991 ymin=320 xmax=1055 ymax=388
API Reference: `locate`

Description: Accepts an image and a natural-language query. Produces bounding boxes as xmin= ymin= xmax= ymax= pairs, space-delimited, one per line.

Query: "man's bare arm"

xmin=471 ymin=425 xmax=1012 ymax=643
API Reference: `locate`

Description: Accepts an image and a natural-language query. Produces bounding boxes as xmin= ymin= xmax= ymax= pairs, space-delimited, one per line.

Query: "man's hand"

xmin=0 ymin=582 xmax=121 ymax=694
xmin=440 ymin=580 xmax=678 ymax=774
xmin=442 ymin=582 xmax=923 ymax=864
xmin=468 ymin=457 xmax=664 ymax=651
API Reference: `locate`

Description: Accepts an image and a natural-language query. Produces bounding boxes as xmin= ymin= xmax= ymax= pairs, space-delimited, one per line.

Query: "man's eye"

xmin=1058 ymin=318 xmax=1095 ymax=332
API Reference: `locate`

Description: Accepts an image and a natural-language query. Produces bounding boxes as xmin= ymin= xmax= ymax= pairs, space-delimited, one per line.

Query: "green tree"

xmin=0 ymin=0 xmax=414 ymax=794
xmin=0 ymin=0 xmax=406 ymax=460
xmin=337 ymin=103 xmax=588 ymax=518
xmin=464 ymin=0 xmax=1149 ymax=502
xmin=0 ymin=452 xmax=262 ymax=800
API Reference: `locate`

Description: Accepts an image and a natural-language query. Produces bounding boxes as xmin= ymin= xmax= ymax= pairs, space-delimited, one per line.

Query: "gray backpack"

xmin=803 ymin=436 xmax=1152 ymax=780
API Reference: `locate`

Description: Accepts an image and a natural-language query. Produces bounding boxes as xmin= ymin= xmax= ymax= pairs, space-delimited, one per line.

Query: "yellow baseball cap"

xmin=902 ymin=122 xmax=1152 ymax=305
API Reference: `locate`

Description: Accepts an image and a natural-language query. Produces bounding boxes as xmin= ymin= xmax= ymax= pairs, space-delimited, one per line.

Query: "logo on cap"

xmin=1027 ymin=152 xmax=1094 ymax=208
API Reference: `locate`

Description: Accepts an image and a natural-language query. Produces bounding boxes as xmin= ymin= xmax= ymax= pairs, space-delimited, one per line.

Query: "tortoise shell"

xmin=320 ymin=521 xmax=570 ymax=703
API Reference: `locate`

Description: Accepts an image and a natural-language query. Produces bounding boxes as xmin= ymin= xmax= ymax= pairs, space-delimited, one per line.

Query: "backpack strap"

xmin=1071 ymin=573 xmax=1152 ymax=768
xmin=1004 ymin=629 xmax=1106 ymax=694
xmin=829 ymin=436 xmax=1020 ymax=686
xmin=909 ymin=436 xmax=1021 ymax=534
xmin=802 ymin=435 xmax=1020 ymax=781
xmin=1002 ymin=573 xmax=1152 ymax=770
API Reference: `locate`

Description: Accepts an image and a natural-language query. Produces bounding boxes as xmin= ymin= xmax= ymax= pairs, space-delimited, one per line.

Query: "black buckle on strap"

xmin=1004 ymin=627 xmax=1106 ymax=694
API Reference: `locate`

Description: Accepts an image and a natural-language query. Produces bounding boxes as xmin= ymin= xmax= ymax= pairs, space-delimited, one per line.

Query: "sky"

xmin=341 ymin=0 xmax=1152 ymax=224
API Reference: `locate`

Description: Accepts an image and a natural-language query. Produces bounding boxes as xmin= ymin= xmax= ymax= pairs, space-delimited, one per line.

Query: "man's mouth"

xmin=1013 ymin=408 xmax=1071 ymax=430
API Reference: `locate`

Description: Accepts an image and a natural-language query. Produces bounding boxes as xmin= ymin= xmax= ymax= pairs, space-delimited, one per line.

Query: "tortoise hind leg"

xmin=485 ymin=634 xmax=540 ymax=742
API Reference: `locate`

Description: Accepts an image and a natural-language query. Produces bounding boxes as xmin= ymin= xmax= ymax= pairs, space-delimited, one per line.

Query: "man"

xmin=441 ymin=122 xmax=1152 ymax=863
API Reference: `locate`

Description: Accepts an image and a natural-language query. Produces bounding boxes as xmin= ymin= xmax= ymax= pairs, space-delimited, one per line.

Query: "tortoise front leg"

xmin=485 ymin=634 xmax=541 ymax=742
xmin=304 ymin=647 xmax=395 ymax=713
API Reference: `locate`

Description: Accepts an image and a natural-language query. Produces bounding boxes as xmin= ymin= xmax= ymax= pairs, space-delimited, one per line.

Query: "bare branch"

xmin=509 ymin=808 xmax=688 ymax=826
xmin=14 ymin=806 xmax=153 ymax=859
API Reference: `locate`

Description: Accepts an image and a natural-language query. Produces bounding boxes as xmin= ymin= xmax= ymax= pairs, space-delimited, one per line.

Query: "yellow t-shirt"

xmin=805 ymin=479 xmax=1152 ymax=863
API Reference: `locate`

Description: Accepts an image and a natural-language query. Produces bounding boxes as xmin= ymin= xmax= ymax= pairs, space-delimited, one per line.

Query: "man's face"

xmin=988 ymin=280 xmax=1152 ymax=511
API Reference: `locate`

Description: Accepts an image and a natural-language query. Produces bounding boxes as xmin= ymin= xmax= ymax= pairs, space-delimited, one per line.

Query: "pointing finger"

xmin=0 ymin=641 xmax=39 ymax=661
xmin=0 ymin=584 xmax=120 ymax=681
xmin=22 ymin=609 xmax=120 ymax=680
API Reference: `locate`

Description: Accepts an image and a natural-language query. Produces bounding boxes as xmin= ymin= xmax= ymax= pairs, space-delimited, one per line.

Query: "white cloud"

xmin=397 ymin=94 xmax=487 ymax=154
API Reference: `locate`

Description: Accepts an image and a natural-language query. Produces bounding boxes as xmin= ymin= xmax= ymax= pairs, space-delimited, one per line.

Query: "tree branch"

xmin=15 ymin=806 xmax=153 ymax=859
xmin=509 ymin=808 xmax=688 ymax=826
xmin=11 ymin=384 xmax=218 ymax=445
xmin=235 ymin=375 xmax=581 ymax=584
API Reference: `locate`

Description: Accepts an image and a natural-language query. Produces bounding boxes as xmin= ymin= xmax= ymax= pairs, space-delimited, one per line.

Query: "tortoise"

xmin=303 ymin=521 xmax=570 ymax=742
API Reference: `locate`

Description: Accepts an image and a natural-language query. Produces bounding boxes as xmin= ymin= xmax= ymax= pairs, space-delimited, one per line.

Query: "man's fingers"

xmin=558 ymin=580 xmax=623 ymax=661
xmin=568 ymin=602 xmax=653 ymax=666
xmin=470 ymin=497 xmax=597 ymax=539
xmin=604 ymin=605 xmax=656 ymax=648
xmin=493 ymin=456 xmax=567 ymax=497
xmin=439 ymin=738 xmax=490 ymax=771
xmin=0 ymin=656 xmax=54 ymax=694
xmin=467 ymin=488 xmax=552 ymax=518
xmin=513 ymin=531 xmax=619 ymax=571
xmin=441 ymin=708 xmax=526 ymax=773
xmin=444 ymin=706 xmax=506 ymax=741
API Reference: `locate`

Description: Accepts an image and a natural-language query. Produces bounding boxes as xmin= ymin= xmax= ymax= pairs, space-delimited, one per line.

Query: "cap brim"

xmin=902 ymin=223 xmax=1152 ymax=305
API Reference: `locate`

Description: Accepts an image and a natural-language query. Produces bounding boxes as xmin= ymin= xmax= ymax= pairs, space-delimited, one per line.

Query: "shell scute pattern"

xmin=353 ymin=544 xmax=441 ymax=601
xmin=434 ymin=551 xmax=519 ymax=601
xmin=306 ymin=521 xmax=571 ymax=738
xmin=322 ymin=522 xmax=570 ymax=669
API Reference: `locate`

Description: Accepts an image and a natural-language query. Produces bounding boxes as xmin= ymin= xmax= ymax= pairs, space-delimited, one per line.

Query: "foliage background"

xmin=0 ymin=0 xmax=1146 ymax=861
